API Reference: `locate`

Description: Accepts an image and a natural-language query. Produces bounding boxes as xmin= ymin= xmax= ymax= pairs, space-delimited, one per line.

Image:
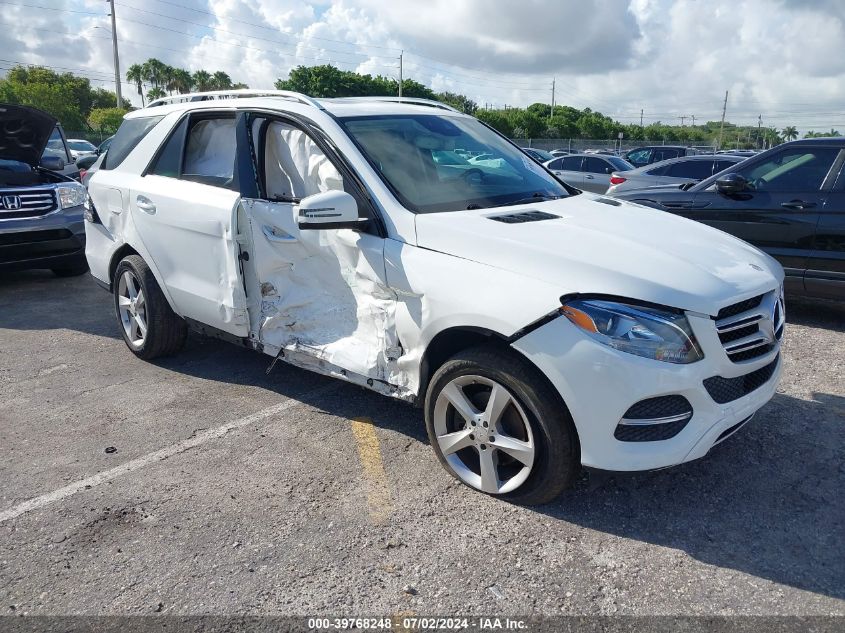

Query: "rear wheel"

xmin=424 ymin=346 xmax=579 ymax=505
xmin=113 ymin=255 xmax=186 ymax=359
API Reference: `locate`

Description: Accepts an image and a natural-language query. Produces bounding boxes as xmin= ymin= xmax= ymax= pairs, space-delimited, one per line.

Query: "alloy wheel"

xmin=433 ymin=375 xmax=536 ymax=494
xmin=117 ymin=270 xmax=147 ymax=349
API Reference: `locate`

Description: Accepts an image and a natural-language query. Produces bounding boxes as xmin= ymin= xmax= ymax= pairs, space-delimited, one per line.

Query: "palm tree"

xmin=126 ymin=63 xmax=145 ymax=107
xmin=146 ymin=86 xmax=166 ymax=102
xmin=827 ymin=129 xmax=842 ymax=137
xmin=192 ymin=70 xmax=213 ymax=92
xmin=168 ymin=68 xmax=193 ymax=94
xmin=142 ymin=58 xmax=168 ymax=89
xmin=231 ymin=82 xmax=249 ymax=89
xmin=781 ymin=126 xmax=798 ymax=141
xmin=211 ymin=71 xmax=232 ymax=90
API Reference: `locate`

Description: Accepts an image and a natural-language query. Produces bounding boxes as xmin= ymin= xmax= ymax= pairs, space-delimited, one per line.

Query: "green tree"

xmin=192 ymin=70 xmax=213 ymax=91
xmin=88 ymin=107 xmax=128 ymax=134
xmin=211 ymin=71 xmax=232 ymax=90
xmin=142 ymin=58 xmax=168 ymax=89
xmin=126 ymin=63 xmax=145 ymax=106
xmin=781 ymin=126 xmax=798 ymax=141
xmin=0 ymin=65 xmax=109 ymax=129
xmin=168 ymin=68 xmax=193 ymax=94
xmin=146 ymin=86 xmax=166 ymax=102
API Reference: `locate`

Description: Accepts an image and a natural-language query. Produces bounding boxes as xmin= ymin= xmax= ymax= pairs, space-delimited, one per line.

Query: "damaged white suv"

xmin=86 ymin=91 xmax=785 ymax=504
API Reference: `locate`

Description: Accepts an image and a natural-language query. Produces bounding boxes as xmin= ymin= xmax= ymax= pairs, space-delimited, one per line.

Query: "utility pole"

xmin=550 ymin=78 xmax=555 ymax=121
xmin=640 ymin=108 xmax=644 ymax=128
xmin=690 ymin=114 xmax=696 ymax=127
xmin=398 ymin=50 xmax=403 ymax=99
xmin=757 ymin=114 xmax=762 ymax=149
xmin=108 ymin=0 xmax=122 ymax=107
xmin=678 ymin=115 xmax=686 ymax=126
xmin=717 ymin=90 xmax=728 ymax=150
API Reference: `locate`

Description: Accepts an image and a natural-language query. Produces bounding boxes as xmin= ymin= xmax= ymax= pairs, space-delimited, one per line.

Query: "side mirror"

xmin=40 ymin=155 xmax=65 ymax=171
xmin=715 ymin=173 xmax=748 ymax=195
xmin=297 ymin=190 xmax=364 ymax=230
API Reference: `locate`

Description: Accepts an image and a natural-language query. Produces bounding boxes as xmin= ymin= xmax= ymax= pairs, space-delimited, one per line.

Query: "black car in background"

xmin=611 ymin=138 xmax=845 ymax=301
xmin=624 ymin=145 xmax=696 ymax=168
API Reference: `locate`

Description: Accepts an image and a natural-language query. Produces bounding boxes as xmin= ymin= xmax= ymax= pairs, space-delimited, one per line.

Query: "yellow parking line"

xmin=350 ymin=416 xmax=393 ymax=525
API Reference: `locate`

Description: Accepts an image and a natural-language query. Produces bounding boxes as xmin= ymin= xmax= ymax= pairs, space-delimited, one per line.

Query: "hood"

xmin=414 ymin=194 xmax=784 ymax=316
xmin=0 ymin=104 xmax=57 ymax=168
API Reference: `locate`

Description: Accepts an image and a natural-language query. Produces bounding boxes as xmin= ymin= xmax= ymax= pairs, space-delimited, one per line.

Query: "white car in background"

xmin=85 ymin=91 xmax=784 ymax=505
xmin=66 ymin=138 xmax=97 ymax=160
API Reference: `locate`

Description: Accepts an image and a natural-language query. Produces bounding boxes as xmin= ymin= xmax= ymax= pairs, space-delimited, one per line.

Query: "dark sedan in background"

xmin=610 ymin=138 xmax=845 ymax=301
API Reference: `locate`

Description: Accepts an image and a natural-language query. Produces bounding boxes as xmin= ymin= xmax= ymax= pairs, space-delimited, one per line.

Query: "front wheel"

xmin=113 ymin=255 xmax=186 ymax=360
xmin=424 ymin=346 xmax=580 ymax=505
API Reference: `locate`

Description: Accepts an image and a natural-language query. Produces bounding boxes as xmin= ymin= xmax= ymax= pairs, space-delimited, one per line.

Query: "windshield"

xmin=68 ymin=140 xmax=96 ymax=151
xmin=340 ymin=114 xmax=570 ymax=213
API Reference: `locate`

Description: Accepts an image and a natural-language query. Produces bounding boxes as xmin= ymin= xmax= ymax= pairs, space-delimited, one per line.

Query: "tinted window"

xmin=547 ymin=158 xmax=564 ymax=170
xmin=182 ymin=117 xmax=237 ymax=188
xmin=561 ymin=156 xmax=583 ymax=170
xmin=607 ymin=156 xmax=633 ymax=171
xmin=584 ymin=157 xmax=611 ymax=174
xmin=148 ymin=118 xmax=188 ymax=178
xmin=666 ymin=160 xmax=714 ymax=180
xmin=102 ymin=116 xmax=164 ymax=170
xmin=735 ymin=147 xmax=839 ymax=192
xmin=653 ymin=148 xmax=683 ymax=163
xmin=647 ymin=164 xmax=670 ymax=176
xmin=714 ymin=160 xmax=739 ymax=173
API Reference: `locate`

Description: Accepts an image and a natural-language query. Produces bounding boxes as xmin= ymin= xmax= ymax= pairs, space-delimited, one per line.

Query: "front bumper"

xmin=512 ymin=308 xmax=782 ymax=472
xmin=0 ymin=205 xmax=86 ymax=271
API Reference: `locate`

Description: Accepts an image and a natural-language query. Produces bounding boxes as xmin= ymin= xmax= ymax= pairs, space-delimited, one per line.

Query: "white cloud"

xmin=1 ymin=0 xmax=843 ymax=134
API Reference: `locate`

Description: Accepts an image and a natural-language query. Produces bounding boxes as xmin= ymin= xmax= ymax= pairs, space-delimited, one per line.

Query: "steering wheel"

xmin=461 ymin=168 xmax=485 ymax=186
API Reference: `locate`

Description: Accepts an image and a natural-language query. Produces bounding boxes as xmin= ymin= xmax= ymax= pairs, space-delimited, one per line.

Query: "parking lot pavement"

xmin=0 ymin=270 xmax=843 ymax=616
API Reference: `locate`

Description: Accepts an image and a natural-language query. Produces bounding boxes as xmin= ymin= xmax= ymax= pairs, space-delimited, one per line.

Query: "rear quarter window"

xmin=102 ymin=116 xmax=164 ymax=170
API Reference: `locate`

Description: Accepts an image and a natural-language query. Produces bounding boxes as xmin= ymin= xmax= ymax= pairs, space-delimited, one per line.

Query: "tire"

xmin=51 ymin=260 xmax=89 ymax=277
xmin=113 ymin=255 xmax=187 ymax=360
xmin=424 ymin=345 xmax=580 ymax=505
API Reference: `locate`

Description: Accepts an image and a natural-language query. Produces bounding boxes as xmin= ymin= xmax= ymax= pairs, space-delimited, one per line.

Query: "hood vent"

xmin=489 ymin=210 xmax=560 ymax=224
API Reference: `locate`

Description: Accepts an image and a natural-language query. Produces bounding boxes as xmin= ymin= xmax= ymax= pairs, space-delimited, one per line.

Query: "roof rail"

xmin=327 ymin=96 xmax=462 ymax=113
xmin=146 ymin=89 xmax=324 ymax=110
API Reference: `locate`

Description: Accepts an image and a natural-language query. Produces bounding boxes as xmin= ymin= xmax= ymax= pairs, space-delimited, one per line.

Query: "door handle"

xmin=781 ymin=200 xmax=816 ymax=210
xmin=585 ymin=175 xmax=595 ymax=180
xmin=262 ymin=225 xmax=297 ymax=243
xmin=136 ymin=195 xmax=156 ymax=214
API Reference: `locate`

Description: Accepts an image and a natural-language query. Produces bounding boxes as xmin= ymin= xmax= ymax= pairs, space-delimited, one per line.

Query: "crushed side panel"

xmin=243 ymin=198 xmax=413 ymax=398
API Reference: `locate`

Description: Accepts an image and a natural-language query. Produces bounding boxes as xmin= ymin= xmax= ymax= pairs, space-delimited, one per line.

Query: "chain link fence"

xmin=514 ymin=138 xmax=718 ymax=154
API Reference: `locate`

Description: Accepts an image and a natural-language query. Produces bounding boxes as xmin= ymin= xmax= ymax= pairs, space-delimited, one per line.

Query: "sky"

xmin=1 ymin=0 xmax=844 ymax=134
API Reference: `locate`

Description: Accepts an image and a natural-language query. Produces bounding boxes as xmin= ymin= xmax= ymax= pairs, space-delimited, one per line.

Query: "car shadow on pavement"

xmin=0 ymin=270 xmax=120 ymax=339
xmin=785 ymin=297 xmax=845 ymax=331
xmin=541 ymin=391 xmax=844 ymax=601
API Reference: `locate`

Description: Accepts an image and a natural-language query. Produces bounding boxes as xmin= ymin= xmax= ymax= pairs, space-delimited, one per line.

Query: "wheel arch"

xmin=108 ymin=244 xmax=180 ymax=316
xmin=417 ymin=326 xmax=576 ymax=430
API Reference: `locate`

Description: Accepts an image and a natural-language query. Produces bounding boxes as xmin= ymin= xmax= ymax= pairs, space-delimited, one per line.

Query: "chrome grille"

xmin=715 ymin=290 xmax=783 ymax=363
xmin=0 ymin=188 xmax=58 ymax=219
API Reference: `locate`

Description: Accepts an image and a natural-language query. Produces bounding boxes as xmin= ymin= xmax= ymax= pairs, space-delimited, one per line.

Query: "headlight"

xmin=560 ymin=298 xmax=704 ymax=364
xmin=56 ymin=183 xmax=87 ymax=209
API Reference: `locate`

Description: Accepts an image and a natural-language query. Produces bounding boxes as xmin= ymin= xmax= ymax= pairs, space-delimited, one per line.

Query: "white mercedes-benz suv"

xmin=85 ymin=90 xmax=785 ymax=504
